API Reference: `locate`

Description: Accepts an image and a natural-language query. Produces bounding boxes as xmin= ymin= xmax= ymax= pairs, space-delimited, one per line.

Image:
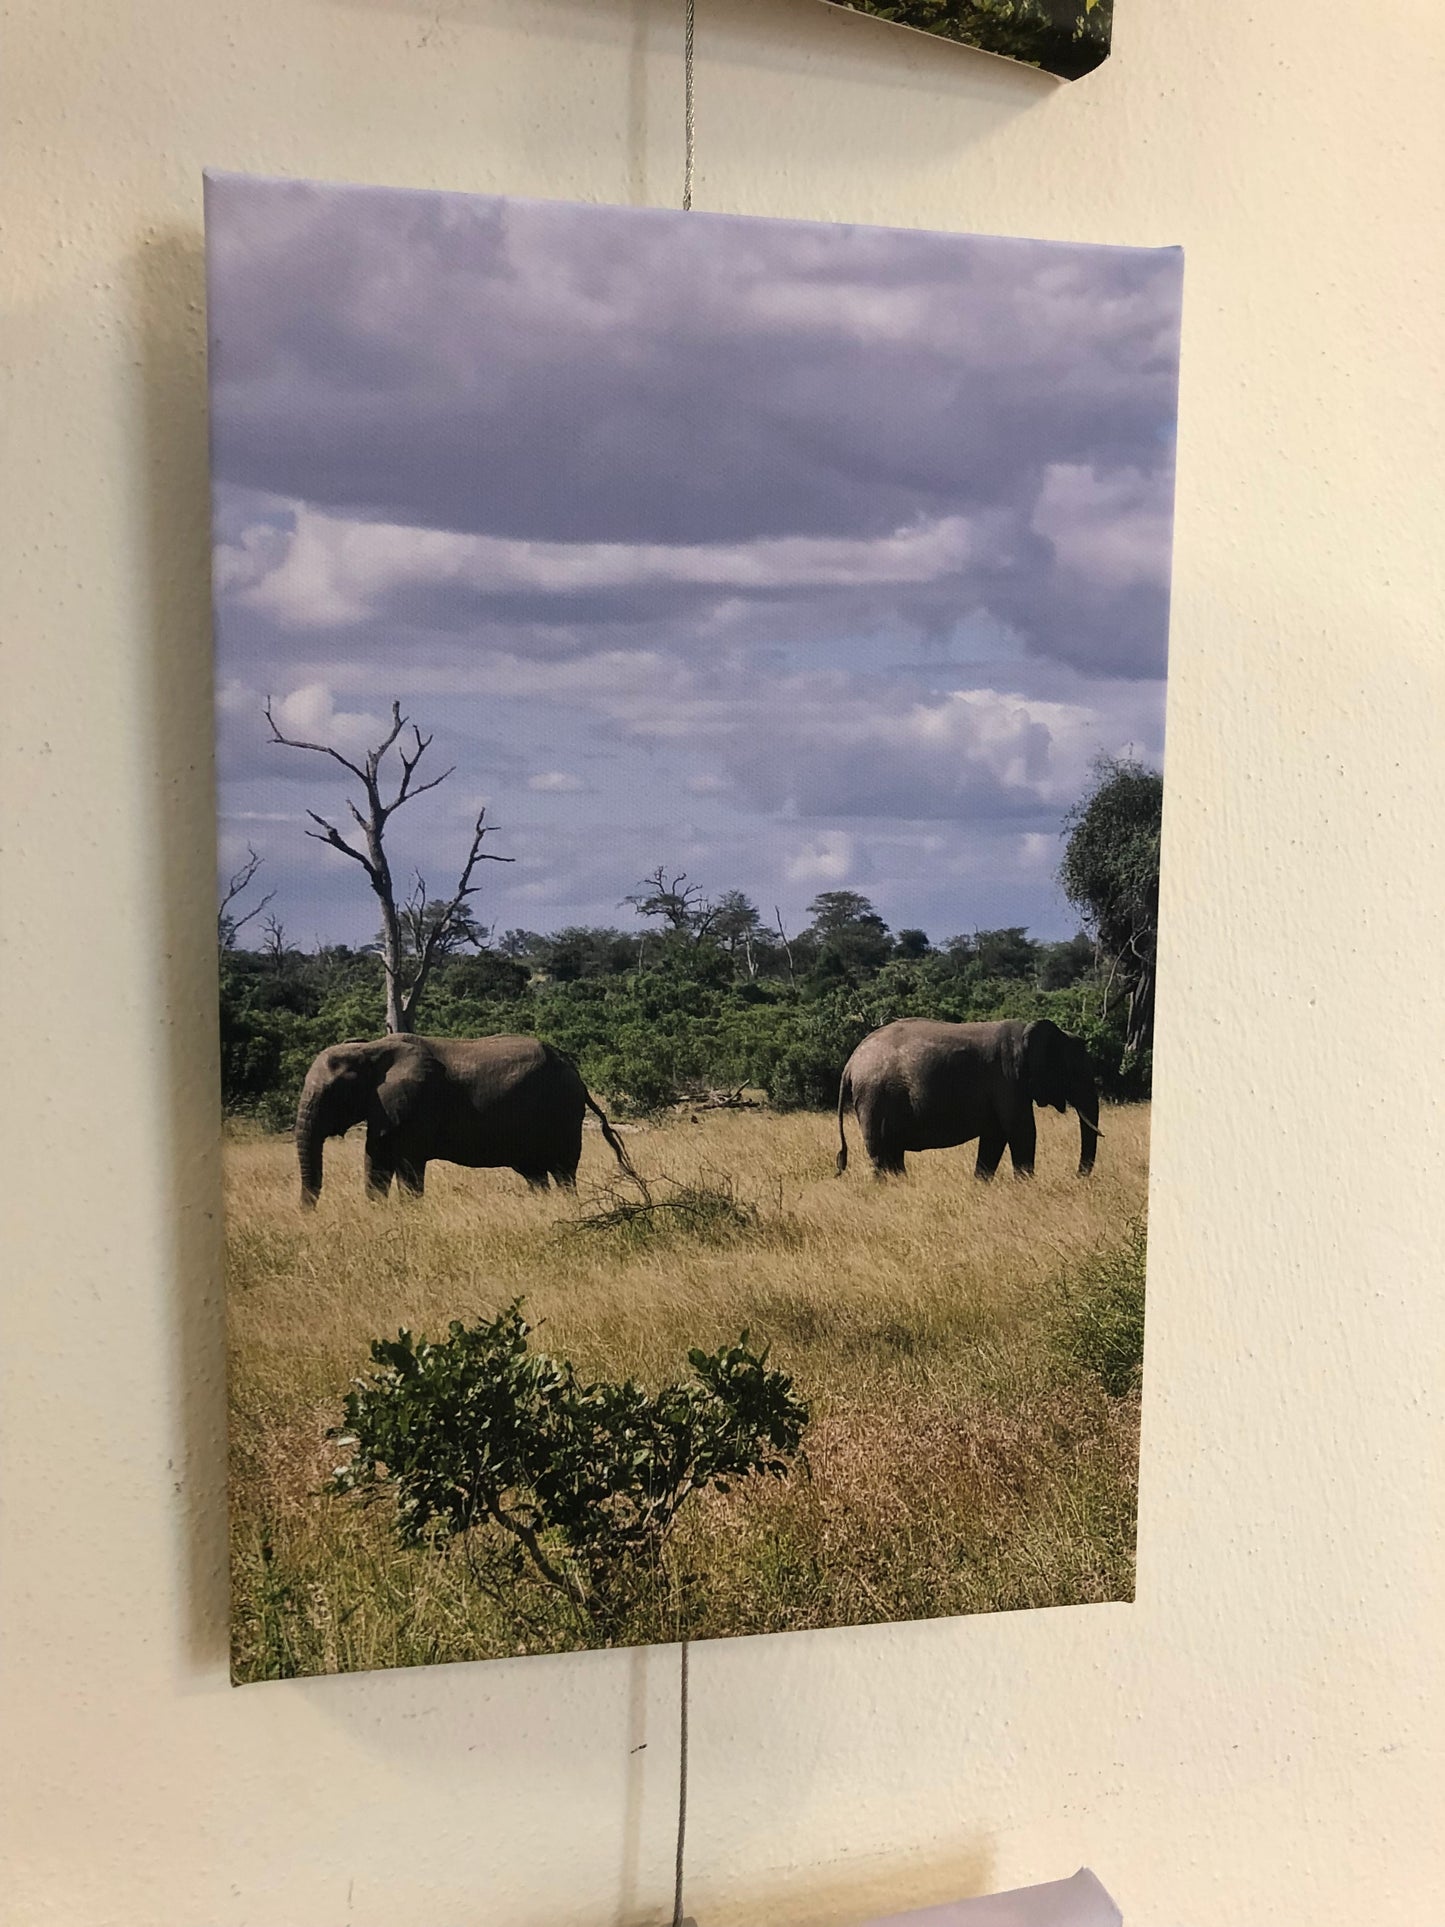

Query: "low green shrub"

xmin=586 ymin=1047 xmax=682 ymax=1118
xmin=329 ymin=1302 xmax=809 ymax=1624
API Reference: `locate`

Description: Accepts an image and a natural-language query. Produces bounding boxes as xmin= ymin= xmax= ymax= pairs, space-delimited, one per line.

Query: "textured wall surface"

xmin=2 ymin=3 xmax=1443 ymax=1923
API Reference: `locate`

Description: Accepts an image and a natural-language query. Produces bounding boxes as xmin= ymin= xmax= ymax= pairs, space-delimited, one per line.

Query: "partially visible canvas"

xmin=860 ymin=1869 xmax=1121 ymax=1926
xmin=820 ymin=0 xmax=1112 ymax=79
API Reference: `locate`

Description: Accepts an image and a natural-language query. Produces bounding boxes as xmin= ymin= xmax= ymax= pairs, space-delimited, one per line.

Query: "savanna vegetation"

xmin=221 ymin=706 xmax=1159 ymax=1678
xmin=229 ymin=1104 xmax=1147 ymax=1679
xmin=220 ymin=751 xmax=1162 ymax=1133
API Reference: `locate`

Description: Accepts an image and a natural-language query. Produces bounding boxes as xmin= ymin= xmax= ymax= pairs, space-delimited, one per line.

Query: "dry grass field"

xmin=226 ymin=1103 xmax=1149 ymax=1681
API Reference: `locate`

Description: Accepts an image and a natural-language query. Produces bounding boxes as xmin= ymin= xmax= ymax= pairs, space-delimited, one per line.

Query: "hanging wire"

xmin=675 ymin=6 xmax=696 ymax=1907
xmin=672 ymin=1638 xmax=691 ymax=1926
xmin=682 ymin=0 xmax=697 ymax=211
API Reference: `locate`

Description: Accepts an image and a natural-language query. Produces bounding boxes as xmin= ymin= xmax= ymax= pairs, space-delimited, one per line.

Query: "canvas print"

xmin=820 ymin=0 xmax=1112 ymax=79
xmin=208 ymin=172 xmax=1181 ymax=1682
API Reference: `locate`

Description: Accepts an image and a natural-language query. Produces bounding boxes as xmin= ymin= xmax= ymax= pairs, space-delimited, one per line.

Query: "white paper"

xmin=859 ymin=1867 xmax=1121 ymax=1927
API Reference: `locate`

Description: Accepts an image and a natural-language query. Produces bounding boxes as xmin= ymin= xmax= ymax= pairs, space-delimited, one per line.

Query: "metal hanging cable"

xmin=674 ymin=11 xmax=696 ymax=1915
xmin=672 ymin=1638 xmax=691 ymax=1926
xmin=682 ymin=0 xmax=697 ymax=211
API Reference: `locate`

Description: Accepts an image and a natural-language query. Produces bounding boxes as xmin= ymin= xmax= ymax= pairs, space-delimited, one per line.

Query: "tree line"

xmin=220 ymin=696 xmax=1161 ymax=1127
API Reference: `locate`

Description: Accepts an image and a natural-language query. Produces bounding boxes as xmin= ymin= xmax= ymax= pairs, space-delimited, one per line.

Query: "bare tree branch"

xmin=260 ymin=912 xmax=294 ymax=971
xmin=399 ymin=809 xmax=516 ymax=1029
xmin=222 ymin=844 xmax=263 ymax=903
xmin=624 ymin=866 xmax=715 ymax=944
xmin=217 ymin=844 xmax=275 ymax=945
xmin=264 ymin=696 xmax=370 ymax=785
xmin=267 ymin=693 xmax=516 ymax=1031
xmin=388 ymin=725 xmax=455 ymax=815
xmin=369 ymin=701 xmax=407 ymax=771
xmin=400 ymin=874 xmax=430 ymax=961
xmin=773 ymin=906 xmax=796 ymax=986
xmin=302 ymin=811 xmax=378 ymax=879
xmin=394 ymin=767 xmax=456 ymax=808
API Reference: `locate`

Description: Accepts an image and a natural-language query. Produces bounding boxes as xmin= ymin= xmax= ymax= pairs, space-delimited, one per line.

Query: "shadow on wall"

xmin=126 ymin=0 xmax=1043 ymax=1672
xmin=690 ymin=1836 xmax=999 ymax=1927
xmin=127 ymin=131 xmax=1035 ymax=1927
xmin=132 ymin=225 xmax=232 ymax=1677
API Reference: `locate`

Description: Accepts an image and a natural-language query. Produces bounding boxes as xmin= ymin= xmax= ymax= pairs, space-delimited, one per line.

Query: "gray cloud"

xmin=206 ymin=174 xmax=1180 ymax=942
xmin=208 ymin=176 xmax=1181 ymax=680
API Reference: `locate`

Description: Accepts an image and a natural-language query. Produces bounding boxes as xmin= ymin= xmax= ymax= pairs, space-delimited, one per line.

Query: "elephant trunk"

xmin=1075 ymin=1086 xmax=1100 ymax=1178
xmin=296 ymin=1087 xmax=326 ymax=1209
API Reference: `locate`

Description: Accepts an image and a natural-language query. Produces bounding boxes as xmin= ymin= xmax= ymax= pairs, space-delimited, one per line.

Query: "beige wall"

xmin=3 ymin=3 xmax=1443 ymax=1922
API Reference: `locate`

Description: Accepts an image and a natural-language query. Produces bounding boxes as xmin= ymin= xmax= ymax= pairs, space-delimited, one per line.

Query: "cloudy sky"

xmin=206 ymin=173 xmax=1182 ymax=950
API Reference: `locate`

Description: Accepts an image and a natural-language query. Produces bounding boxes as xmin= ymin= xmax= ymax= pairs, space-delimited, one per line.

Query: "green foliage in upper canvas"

xmin=828 ymin=0 xmax=1111 ymax=80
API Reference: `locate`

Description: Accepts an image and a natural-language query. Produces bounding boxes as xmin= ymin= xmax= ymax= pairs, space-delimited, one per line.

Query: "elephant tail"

xmin=835 ymin=1069 xmax=852 ymax=1176
xmin=584 ymin=1090 xmax=645 ymax=1189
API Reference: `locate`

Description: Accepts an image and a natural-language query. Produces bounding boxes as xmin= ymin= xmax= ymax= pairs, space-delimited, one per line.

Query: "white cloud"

xmin=311 ymin=651 xmax=1122 ymax=825
xmin=216 ymin=677 xmax=256 ymax=716
xmin=318 ymin=648 xmax=689 ymax=708
xmin=621 ymin=675 xmax=1105 ymax=820
xmin=269 ymin=681 xmax=391 ymax=759
xmin=786 ymin=832 xmax=856 ymax=885
xmin=213 ymin=522 xmax=291 ymax=599
xmin=527 ymin=770 xmax=586 ymax=793
xmin=220 ymin=500 xmax=983 ymax=632
xmin=1032 ymin=463 xmax=1173 ymax=590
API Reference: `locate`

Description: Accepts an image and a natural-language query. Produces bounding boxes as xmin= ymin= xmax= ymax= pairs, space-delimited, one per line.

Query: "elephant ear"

xmin=370 ymin=1044 xmax=438 ymax=1136
xmin=1023 ymin=1020 xmax=1069 ymax=1113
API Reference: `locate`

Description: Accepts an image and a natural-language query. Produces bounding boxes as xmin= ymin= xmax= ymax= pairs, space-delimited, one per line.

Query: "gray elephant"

xmin=836 ymin=1017 xmax=1099 ymax=1180
xmin=294 ymin=1034 xmax=635 ymax=1208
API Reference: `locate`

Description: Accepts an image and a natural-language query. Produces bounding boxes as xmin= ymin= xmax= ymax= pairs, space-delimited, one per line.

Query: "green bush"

xmin=1051 ymin=1217 xmax=1147 ymax=1396
xmin=588 ymin=1046 xmax=683 ymax=1118
xmin=329 ymin=1302 xmax=809 ymax=1624
xmin=763 ymin=993 xmax=876 ymax=1110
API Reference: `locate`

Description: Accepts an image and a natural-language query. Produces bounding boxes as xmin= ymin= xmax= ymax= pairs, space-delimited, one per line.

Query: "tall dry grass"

xmin=227 ymin=1103 xmax=1149 ymax=1680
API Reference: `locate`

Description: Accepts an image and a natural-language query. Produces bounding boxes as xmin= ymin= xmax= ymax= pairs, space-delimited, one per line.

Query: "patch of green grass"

xmin=1051 ymin=1215 xmax=1147 ymax=1397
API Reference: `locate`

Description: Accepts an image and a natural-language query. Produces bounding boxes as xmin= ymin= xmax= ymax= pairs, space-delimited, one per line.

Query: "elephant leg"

xmin=870 ymin=1144 xmax=906 ymax=1179
xmin=974 ymin=1126 xmax=1006 ymax=1181
xmin=859 ymin=1098 xmax=906 ymax=1177
xmin=550 ymin=1168 xmax=578 ymax=1191
xmin=396 ymin=1158 xmax=426 ymax=1199
xmin=364 ymin=1148 xmax=394 ymax=1201
xmin=1007 ymin=1113 xmax=1037 ymax=1179
xmin=515 ymin=1166 xmax=551 ymax=1191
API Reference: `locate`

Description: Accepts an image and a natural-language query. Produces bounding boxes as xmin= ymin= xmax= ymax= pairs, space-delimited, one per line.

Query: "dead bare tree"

xmin=218 ymin=845 xmax=275 ymax=948
xmin=264 ymin=697 xmax=513 ymax=1033
xmin=772 ymin=905 xmax=797 ymax=986
xmin=624 ymin=868 xmax=716 ymax=946
xmin=260 ymin=912 xmax=294 ymax=972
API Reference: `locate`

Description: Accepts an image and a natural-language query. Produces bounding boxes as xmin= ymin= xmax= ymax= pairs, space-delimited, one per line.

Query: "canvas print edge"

xmin=208 ymin=170 xmax=1180 ymax=1681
